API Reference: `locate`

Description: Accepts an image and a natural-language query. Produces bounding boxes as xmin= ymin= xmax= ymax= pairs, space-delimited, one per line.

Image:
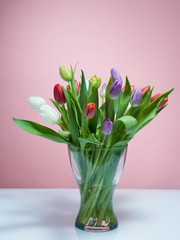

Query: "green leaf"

xmin=88 ymin=86 xmax=99 ymax=133
xmin=117 ymin=76 xmax=131 ymax=118
xmin=100 ymin=102 xmax=105 ymax=112
xmin=50 ymin=99 xmax=63 ymax=115
xmin=70 ymin=64 xmax=78 ymax=98
xmin=97 ymin=109 xmax=103 ymax=128
xmin=62 ymin=86 xmax=79 ymax=145
xmin=114 ymin=98 xmax=119 ymax=114
xmin=117 ymin=116 xmax=138 ymax=134
xmin=57 ymin=130 xmax=71 ymax=140
xmin=79 ymin=70 xmax=87 ymax=110
xmin=142 ymin=86 xmax=151 ymax=100
xmin=13 ymin=118 xmax=71 ymax=144
xmin=111 ymin=116 xmax=137 ymax=145
xmin=78 ymin=137 xmax=104 ymax=149
xmin=88 ymin=81 xmax=92 ymax=97
xmin=112 ymin=138 xmax=132 ymax=147
xmin=71 ymin=100 xmax=81 ymax=128
xmin=67 ymin=89 xmax=82 ymax=126
xmin=109 ymin=100 xmax=114 ymax=121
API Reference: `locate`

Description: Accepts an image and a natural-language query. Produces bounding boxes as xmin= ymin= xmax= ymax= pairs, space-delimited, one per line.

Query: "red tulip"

xmin=150 ymin=93 xmax=168 ymax=110
xmin=83 ymin=103 xmax=96 ymax=119
xmin=142 ymin=86 xmax=150 ymax=95
xmin=67 ymin=80 xmax=79 ymax=94
xmin=54 ymin=84 xmax=66 ymax=104
xmin=121 ymin=85 xmax=135 ymax=93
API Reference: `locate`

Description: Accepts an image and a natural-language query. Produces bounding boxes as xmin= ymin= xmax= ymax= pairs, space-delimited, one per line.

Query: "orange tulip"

xmin=83 ymin=103 xmax=96 ymax=119
xmin=150 ymin=93 xmax=168 ymax=110
xmin=142 ymin=86 xmax=150 ymax=95
xmin=121 ymin=85 xmax=135 ymax=93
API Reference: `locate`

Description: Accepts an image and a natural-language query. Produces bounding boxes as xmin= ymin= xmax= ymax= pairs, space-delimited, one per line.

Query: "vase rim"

xmin=68 ymin=144 xmax=128 ymax=150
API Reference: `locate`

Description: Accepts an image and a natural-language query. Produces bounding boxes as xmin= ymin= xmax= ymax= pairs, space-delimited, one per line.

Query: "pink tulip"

xmin=67 ymin=80 xmax=79 ymax=94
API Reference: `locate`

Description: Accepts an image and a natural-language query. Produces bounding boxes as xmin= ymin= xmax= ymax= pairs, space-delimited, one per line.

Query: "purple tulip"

xmin=111 ymin=68 xmax=123 ymax=83
xmin=130 ymin=87 xmax=142 ymax=106
xmin=101 ymin=118 xmax=113 ymax=135
xmin=109 ymin=80 xmax=122 ymax=99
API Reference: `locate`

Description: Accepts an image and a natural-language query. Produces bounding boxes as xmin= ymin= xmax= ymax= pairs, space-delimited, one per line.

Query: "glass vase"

xmin=68 ymin=144 xmax=128 ymax=232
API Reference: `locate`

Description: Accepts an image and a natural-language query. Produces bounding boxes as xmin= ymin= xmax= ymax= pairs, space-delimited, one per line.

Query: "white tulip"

xmin=85 ymin=79 xmax=89 ymax=91
xmin=28 ymin=96 xmax=46 ymax=111
xmin=100 ymin=83 xmax=106 ymax=99
xmin=38 ymin=104 xmax=60 ymax=125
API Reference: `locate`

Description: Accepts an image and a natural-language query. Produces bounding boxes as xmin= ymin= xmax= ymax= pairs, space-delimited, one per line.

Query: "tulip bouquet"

xmin=13 ymin=64 xmax=173 ymax=230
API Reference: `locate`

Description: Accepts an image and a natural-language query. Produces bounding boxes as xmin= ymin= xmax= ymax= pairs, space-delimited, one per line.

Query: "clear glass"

xmin=68 ymin=145 xmax=128 ymax=232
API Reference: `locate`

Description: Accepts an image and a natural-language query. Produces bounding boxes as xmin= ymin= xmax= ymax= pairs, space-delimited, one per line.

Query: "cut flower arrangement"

xmin=13 ymin=64 xmax=173 ymax=232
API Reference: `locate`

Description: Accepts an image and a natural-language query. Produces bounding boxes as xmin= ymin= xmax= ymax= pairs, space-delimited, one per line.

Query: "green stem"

xmin=107 ymin=100 xmax=112 ymax=117
xmin=62 ymin=104 xmax=69 ymax=123
xmin=83 ymin=178 xmax=104 ymax=225
xmin=82 ymin=118 xmax=89 ymax=138
xmin=96 ymin=188 xmax=112 ymax=226
xmin=89 ymin=136 xmax=106 ymax=178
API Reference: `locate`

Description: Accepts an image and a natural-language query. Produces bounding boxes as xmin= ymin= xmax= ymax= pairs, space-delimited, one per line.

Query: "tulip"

xmin=54 ymin=84 xmax=66 ymax=104
xmin=100 ymin=83 xmax=106 ymax=99
xmin=109 ymin=80 xmax=122 ymax=99
xmin=121 ymin=85 xmax=135 ymax=93
xmin=89 ymin=75 xmax=101 ymax=88
xmin=59 ymin=65 xmax=72 ymax=82
xmin=130 ymin=87 xmax=142 ymax=106
xmin=28 ymin=96 xmax=46 ymax=111
xmin=85 ymin=79 xmax=89 ymax=91
xmin=111 ymin=68 xmax=123 ymax=83
xmin=150 ymin=93 xmax=168 ymax=110
xmin=101 ymin=118 xmax=113 ymax=135
xmin=67 ymin=80 xmax=79 ymax=94
xmin=83 ymin=103 xmax=96 ymax=119
xmin=38 ymin=104 xmax=60 ymax=125
xmin=142 ymin=86 xmax=150 ymax=95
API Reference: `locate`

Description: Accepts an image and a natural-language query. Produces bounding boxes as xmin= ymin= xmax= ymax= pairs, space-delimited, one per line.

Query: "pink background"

xmin=0 ymin=0 xmax=179 ymax=189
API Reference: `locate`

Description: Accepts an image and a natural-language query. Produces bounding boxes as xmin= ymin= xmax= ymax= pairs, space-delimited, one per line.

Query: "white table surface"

xmin=0 ymin=189 xmax=180 ymax=240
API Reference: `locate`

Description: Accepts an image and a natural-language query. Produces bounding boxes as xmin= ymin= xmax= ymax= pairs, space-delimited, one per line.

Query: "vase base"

xmin=75 ymin=220 xmax=118 ymax=232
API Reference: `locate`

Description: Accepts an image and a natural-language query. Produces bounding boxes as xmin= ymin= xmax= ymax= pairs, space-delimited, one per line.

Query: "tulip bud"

xmin=130 ymin=87 xmax=142 ymax=106
xmin=142 ymin=86 xmax=150 ymax=95
xmin=83 ymin=103 xmax=96 ymax=119
xmin=109 ymin=80 xmax=122 ymax=99
xmin=28 ymin=96 xmax=46 ymax=111
xmin=38 ymin=104 xmax=60 ymax=125
xmin=150 ymin=93 xmax=168 ymax=110
xmin=54 ymin=84 xmax=66 ymax=104
xmin=89 ymin=75 xmax=101 ymax=88
xmin=59 ymin=65 xmax=72 ymax=82
xmin=111 ymin=68 xmax=122 ymax=83
xmin=101 ymin=118 xmax=113 ymax=135
xmin=85 ymin=80 xmax=89 ymax=91
xmin=100 ymin=83 xmax=106 ymax=99
xmin=121 ymin=85 xmax=135 ymax=93
xmin=67 ymin=80 xmax=79 ymax=94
